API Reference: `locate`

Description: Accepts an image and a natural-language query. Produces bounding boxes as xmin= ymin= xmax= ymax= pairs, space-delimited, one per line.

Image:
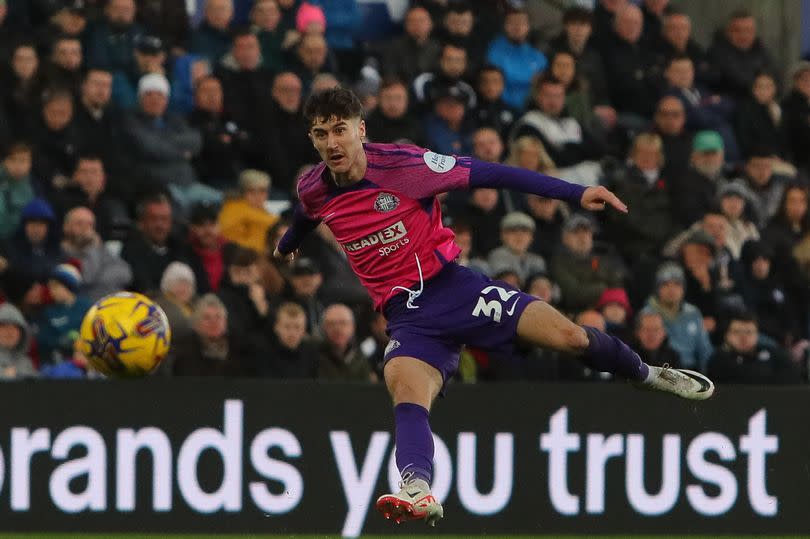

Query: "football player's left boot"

xmin=640 ymin=364 xmax=715 ymax=400
xmin=375 ymin=473 xmax=443 ymax=526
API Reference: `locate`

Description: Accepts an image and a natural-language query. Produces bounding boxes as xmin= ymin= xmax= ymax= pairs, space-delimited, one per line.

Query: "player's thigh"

xmin=516 ymin=300 xmax=589 ymax=354
xmin=384 ymin=356 xmax=443 ymax=411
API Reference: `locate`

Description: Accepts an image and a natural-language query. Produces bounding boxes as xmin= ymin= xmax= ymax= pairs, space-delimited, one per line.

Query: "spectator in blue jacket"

xmin=83 ymin=0 xmax=145 ymax=74
xmin=35 ymin=263 xmax=92 ymax=366
xmin=189 ymin=0 xmax=234 ymax=67
xmin=486 ymin=4 xmax=547 ymax=112
xmin=643 ymin=262 xmax=714 ymax=372
xmin=423 ymin=83 xmax=474 ymax=156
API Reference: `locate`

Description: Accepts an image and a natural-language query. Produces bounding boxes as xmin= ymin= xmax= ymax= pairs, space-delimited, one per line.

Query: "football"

xmin=76 ymin=291 xmax=172 ymax=377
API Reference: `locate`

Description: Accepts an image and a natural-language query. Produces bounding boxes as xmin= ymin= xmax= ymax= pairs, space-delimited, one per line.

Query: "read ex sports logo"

xmin=342 ymin=221 xmax=409 ymax=256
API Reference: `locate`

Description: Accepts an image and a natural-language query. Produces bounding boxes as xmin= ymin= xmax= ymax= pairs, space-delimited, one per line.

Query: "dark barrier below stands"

xmin=0 ymin=380 xmax=807 ymax=536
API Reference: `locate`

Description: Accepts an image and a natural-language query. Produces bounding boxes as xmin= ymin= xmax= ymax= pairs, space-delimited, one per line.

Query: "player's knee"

xmin=566 ymin=325 xmax=590 ymax=353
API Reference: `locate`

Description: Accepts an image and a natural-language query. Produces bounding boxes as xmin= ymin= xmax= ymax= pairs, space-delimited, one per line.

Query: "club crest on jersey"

xmin=374 ymin=192 xmax=400 ymax=212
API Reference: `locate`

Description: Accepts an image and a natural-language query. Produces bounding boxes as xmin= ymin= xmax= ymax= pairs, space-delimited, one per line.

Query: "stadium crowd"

xmin=0 ymin=0 xmax=809 ymax=385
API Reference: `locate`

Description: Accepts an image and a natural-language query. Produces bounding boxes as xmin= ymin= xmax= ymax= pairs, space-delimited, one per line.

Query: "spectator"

xmin=1 ymin=42 xmax=43 ymax=138
xmin=54 ymin=155 xmax=130 ymax=241
xmin=591 ymin=0 xmax=626 ymax=48
xmin=169 ymin=53 xmax=211 ymax=116
xmin=525 ymin=271 xmax=560 ymax=307
xmin=123 ymin=74 xmax=221 ymax=210
xmin=512 ymin=77 xmax=603 ymax=186
xmin=413 ymin=41 xmax=476 ymax=112
xmin=434 ymin=1 xmax=482 ymax=73
xmin=0 ymin=142 xmax=35 ymax=239
xmin=31 ymin=88 xmax=79 ymax=196
xmin=762 ymin=184 xmax=810 ymax=279
xmin=6 ymin=198 xmax=64 ymax=283
xmin=632 ymin=309 xmax=681 ymax=368
xmin=663 ymin=54 xmax=739 ymax=162
xmin=452 ymin=188 xmax=506 ymax=257
xmin=74 ymin=68 xmax=128 ymax=190
xmin=735 ymin=71 xmax=788 ymax=161
xmin=472 ymin=127 xmax=504 ymax=164
xmin=487 ymin=212 xmax=546 ymax=286
xmin=316 ymin=303 xmax=375 ymax=382
xmin=187 ymin=201 xmax=235 ymax=293
xmin=550 ymin=213 xmax=626 ymax=314
xmin=134 ymin=0 xmax=190 ymax=55
xmin=381 ymin=5 xmax=441 ymax=84
xmin=188 ymin=75 xmax=248 ymax=189
xmin=707 ymin=9 xmax=775 ymax=100
xmin=653 ymin=9 xmax=712 ymax=87
xmin=217 ymin=246 xmax=271 ymax=336
xmin=742 ymin=149 xmax=789 ymax=227
xmin=36 ymin=263 xmax=91 ymax=366
xmin=739 ymin=240 xmax=799 ymax=345
xmin=155 ymin=261 xmax=197 ymax=363
xmin=365 ymin=78 xmax=424 ymax=145
xmin=782 ymin=61 xmax=810 ymax=175
xmin=189 ymin=0 xmax=234 ymax=66
xmin=450 ymin=220 xmax=490 ymax=276
xmin=172 ymin=293 xmax=254 ymax=376
xmin=601 ymin=3 xmax=658 ymax=124
xmin=42 ymin=35 xmax=83 ymax=95
xmin=310 ymin=0 xmax=361 ymax=78
xmin=547 ymin=50 xmax=595 ymax=129
xmin=524 ymin=192 xmax=568 ymax=262
xmin=670 ymin=130 xmax=730 ymax=228
xmin=644 ymin=262 xmax=713 ymax=371
xmin=604 ymin=133 xmax=675 ymax=262
xmin=422 ymin=83 xmax=474 ymax=156
xmin=288 ymin=32 xmax=336 ymax=94
xmin=473 ymin=64 xmax=516 ymax=140
xmin=218 ymin=169 xmax=280 ymax=255
xmin=35 ymin=3 xmax=88 ymax=48
xmin=486 ymin=4 xmax=547 ymax=112
xmin=269 ymin=71 xmax=319 ymax=190
xmin=0 ymin=303 xmax=37 ymax=380
xmin=641 ymin=0 xmax=669 ymax=45
xmin=111 ymin=33 xmax=168 ymax=110
xmin=708 ymin=310 xmax=801 ymax=384
xmin=548 ymin=7 xmax=613 ymax=128
xmin=676 ymin=229 xmax=727 ymax=330
xmin=652 ymin=96 xmax=691 ymax=180
xmin=216 ymin=30 xmax=279 ymax=171
xmin=718 ymin=182 xmax=760 ymax=259
xmin=275 ymin=256 xmax=324 ymax=336
xmin=84 ymin=0 xmax=144 ymax=74
xmin=121 ymin=193 xmax=190 ymax=295
xmin=250 ymin=0 xmax=286 ymax=73
xmin=505 ymin=135 xmax=556 ymax=175
xmin=261 ymin=301 xmax=318 ymax=378
xmin=596 ymin=287 xmax=633 ymax=342
xmin=60 ymin=206 xmax=132 ymax=301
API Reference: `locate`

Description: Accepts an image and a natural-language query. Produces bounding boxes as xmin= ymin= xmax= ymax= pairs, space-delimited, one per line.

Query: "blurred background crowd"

xmin=0 ymin=0 xmax=809 ymax=385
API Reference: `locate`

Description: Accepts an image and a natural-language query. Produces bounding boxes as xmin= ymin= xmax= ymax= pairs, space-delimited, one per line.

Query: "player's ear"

xmin=358 ymin=119 xmax=366 ymax=139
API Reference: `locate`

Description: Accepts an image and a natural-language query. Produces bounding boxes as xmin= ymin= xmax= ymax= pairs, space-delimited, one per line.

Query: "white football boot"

xmin=642 ymin=364 xmax=715 ymax=400
xmin=375 ymin=473 xmax=444 ymax=526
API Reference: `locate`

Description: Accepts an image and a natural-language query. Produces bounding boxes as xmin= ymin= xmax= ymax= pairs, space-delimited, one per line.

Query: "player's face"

xmin=309 ymin=116 xmax=366 ymax=174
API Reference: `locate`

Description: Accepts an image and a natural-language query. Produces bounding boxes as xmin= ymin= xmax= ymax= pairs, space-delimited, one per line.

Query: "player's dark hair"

xmin=562 ymin=6 xmax=592 ymax=25
xmin=303 ymin=86 xmax=364 ymax=127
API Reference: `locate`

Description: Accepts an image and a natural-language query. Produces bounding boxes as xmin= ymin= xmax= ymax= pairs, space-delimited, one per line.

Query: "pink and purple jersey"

xmin=279 ymin=143 xmax=587 ymax=311
xmin=295 ymin=143 xmax=471 ymax=310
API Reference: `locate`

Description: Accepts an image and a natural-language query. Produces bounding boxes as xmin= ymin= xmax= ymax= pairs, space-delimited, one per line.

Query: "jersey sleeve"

xmin=469 ymin=159 xmax=586 ymax=205
xmin=277 ymin=205 xmax=321 ymax=255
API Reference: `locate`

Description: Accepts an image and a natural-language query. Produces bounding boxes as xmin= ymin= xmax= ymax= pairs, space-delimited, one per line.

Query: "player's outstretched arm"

xmin=274 ymin=205 xmax=321 ymax=262
xmin=468 ymin=159 xmax=628 ymax=213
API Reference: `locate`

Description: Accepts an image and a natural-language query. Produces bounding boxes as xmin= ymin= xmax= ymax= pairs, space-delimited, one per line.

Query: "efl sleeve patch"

xmin=423 ymin=151 xmax=457 ymax=173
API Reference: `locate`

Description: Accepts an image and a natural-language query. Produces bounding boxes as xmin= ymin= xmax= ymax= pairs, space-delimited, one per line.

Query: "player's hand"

xmin=580 ymin=186 xmax=628 ymax=213
xmin=273 ymin=248 xmax=297 ymax=263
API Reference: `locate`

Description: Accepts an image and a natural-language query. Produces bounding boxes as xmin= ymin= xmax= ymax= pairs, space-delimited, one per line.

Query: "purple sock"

xmin=581 ymin=326 xmax=649 ymax=382
xmin=394 ymin=403 xmax=433 ymax=484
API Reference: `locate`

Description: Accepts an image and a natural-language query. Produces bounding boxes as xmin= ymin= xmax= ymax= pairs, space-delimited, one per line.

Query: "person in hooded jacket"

xmin=5 ymin=198 xmax=65 ymax=283
xmin=0 ymin=302 xmax=37 ymax=379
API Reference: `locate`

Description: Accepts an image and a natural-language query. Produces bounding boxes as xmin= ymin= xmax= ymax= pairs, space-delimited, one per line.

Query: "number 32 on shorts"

xmin=471 ymin=285 xmax=520 ymax=323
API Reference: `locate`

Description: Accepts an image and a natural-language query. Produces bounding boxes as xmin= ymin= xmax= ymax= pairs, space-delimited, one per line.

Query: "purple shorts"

xmin=382 ymin=262 xmax=536 ymax=391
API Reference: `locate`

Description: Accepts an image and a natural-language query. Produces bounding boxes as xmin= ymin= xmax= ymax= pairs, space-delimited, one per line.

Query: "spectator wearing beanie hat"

xmin=595 ymin=287 xmax=633 ymax=342
xmin=295 ymin=2 xmax=325 ymax=35
xmin=487 ymin=211 xmax=546 ymax=285
xmin=36 ymin=263 xmax=92 ymax=366
xmin=6 ymin=198 xmax=65 ymax=283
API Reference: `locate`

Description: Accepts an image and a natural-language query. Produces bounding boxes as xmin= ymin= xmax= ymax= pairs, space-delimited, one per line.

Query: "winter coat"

xmin=218 ymin=198 xmax=279 ymax=256
xmin=550 ymin=244 xmax=626 ymax=314
xmin=486 ymin=35 xmax=547 ymax=111
xmin=316 ymin=340 xmax=372 ymax=382
xmin=259 ymin=333 xmax=319 ymax=379
xmin=83 ymin=20 xmax=146 ymax=74
xmin=188 ymin=22 xmax=233 ymax=66
xmin=365 ymin=110 xmax=426 ymax=147
xmin=382 ymin=36 xmax=442 ymax=85
xmin=600 ymin=32 xmax=658 ymax=117
xmin=644 ymin=297 xmax=713 ymax=372
xmin=120 ymin=233 xmax=193 ymax=295
xmin=708 ymin=343 xmax=801 ymax=384
xmin=734 ymin=98 xmax=788 ymax=160
xmin=61 ymin=240 xmax=133 ymax=302
xmin=0 ymin=166 xmax=35 ymax=239
xmin=0 ymin=303 xmax=37 ymax=379
xmin=707 ymin=31 xmax=774 ymax=99
xmin=35 ymin=297 xmax=92 ymax=366
xmin=122 ymin=110 xmax=202 ymax=188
